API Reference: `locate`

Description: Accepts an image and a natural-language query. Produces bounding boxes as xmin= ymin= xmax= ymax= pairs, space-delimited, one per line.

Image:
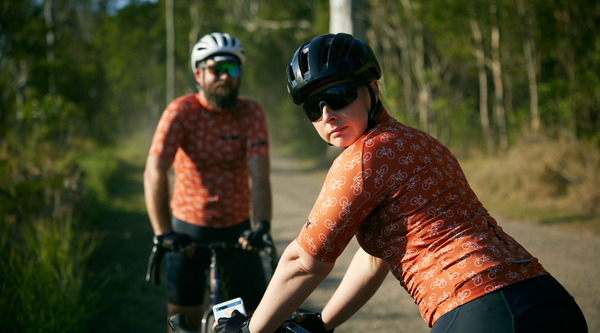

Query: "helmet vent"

xmin=341 ymin=43 xmax=351 ymax=62
xmin=319 ymin=44 xmax=331 ymax=72
xmin=300 ymin=49 xmax=309 ymax=76
xmin=287 ymin=64 xmax=297 ymax=88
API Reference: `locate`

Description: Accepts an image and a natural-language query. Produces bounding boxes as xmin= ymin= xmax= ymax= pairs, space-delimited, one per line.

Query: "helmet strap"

xmin=365 ymin=81 xmax=382 ymax=130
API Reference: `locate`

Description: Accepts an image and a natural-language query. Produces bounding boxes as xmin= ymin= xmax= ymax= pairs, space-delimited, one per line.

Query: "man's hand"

xmin=239 ymin=220 xmax=270 ymax=250
xmin=214 ymin=310 xmax=250 ymax=333
xmin=157 ymin=230 xmax=194 ymax=255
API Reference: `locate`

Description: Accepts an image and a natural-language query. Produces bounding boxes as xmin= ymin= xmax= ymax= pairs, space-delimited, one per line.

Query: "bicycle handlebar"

xmin=168 ymin=314 xmax=311 ymax=333
xmin=145 ymin=234 xmax=277 ymax=285
xmin=169 ymin=313 xmax=197 ymax=333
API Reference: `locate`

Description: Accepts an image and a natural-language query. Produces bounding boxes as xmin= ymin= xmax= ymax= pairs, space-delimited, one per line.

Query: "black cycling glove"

xmin=288 ymin=308 xmax=334 ymax=333
xmin=241 ymin=220 xmax=271 ymax=249
xmin=156 ymin=230 xmax=193 ymax=252
xmin=215 ymin=310 xmax=251 ymax=333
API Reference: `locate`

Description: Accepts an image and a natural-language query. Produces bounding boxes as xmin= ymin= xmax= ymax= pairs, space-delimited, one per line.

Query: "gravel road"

xmin=269 ymin=155 xmax=600 ymax=333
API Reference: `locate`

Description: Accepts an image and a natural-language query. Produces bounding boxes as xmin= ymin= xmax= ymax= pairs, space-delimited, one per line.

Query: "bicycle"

xmin=146 ymin=234 xmax=279 ymax=333
xmin=168 ymin=312 xmax=312 ymax=333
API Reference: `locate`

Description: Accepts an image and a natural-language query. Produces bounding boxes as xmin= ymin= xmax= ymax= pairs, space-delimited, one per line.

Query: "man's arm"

xmin=143 ymin=154 xmax=173 ymax=235
xmin=247 ymin=156 xmax=272 ymax=224
xmin=320 ymin=247 xmax=390 ymax=330
xmin=239 ymin=156 xmax=272 ymax=250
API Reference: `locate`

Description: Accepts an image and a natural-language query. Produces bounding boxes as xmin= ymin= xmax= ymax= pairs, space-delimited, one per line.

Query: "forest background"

xmin=1 ymin=0 xmax=599 ymax=331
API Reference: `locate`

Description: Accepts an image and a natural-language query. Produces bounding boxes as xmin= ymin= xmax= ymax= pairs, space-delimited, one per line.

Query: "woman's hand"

xmin=214 ymin=310 xmax=250 ymax=333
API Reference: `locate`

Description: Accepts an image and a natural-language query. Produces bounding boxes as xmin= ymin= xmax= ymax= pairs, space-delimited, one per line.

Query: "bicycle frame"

xmin=146 ymin=235 xmax=279 ymax=333
xmin=199 ymin=237 xmax=279 ymax=333
xmin=199 ymin=243 xmax=236 ymax=333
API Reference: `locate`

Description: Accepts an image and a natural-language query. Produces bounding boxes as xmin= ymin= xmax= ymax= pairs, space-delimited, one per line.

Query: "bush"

xmin=0 ymin=95 xmax=111 ymax=332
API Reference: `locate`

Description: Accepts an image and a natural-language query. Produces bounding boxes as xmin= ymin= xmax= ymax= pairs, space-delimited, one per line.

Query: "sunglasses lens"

xmin=210 ymin=63 xmax=241 ymax=78
xmin=303 ymin=100 xmax=323 ymax=122
xmin=302 ymin=82 xmax=360 ymax=122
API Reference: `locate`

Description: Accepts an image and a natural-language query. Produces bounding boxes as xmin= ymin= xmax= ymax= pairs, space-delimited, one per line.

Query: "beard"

xmin=204 ymin=80 xmax=240 ymax=110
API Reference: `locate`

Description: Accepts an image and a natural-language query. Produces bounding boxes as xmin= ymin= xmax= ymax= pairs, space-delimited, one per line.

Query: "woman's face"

xmin=307 ymin=80 xmax=378 ymax=148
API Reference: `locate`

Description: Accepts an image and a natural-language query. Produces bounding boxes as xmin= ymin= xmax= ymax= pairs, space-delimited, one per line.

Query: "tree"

xmin=516 ymin=0 xmax=540 ymax=134
xmin=489 ymin=0 xmax=507 ymax=150
xmin=166 ymin=0 xmax=175 ymax=103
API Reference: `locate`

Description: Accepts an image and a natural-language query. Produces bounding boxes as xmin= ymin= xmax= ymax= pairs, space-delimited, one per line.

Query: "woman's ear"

xmin=369 ymin=80 xmax=380 ymax=100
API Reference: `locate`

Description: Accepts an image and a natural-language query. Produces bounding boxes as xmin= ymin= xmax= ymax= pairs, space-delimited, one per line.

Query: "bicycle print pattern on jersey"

xmin=297 ymin=109 xmax=548 ymax=327
xmin=150 ymin=93 xmax=269 ymax=227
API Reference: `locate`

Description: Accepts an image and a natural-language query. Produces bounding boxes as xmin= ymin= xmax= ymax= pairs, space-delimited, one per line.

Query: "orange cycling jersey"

xmin=149 ymin=93 xmax=269 ymax=227
xmin=297 ymin=109 xmax=548 ymax=327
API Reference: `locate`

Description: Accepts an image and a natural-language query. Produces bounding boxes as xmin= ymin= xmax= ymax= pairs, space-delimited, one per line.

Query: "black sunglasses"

xmin=302 ymin=81 xmax=363 ymax=122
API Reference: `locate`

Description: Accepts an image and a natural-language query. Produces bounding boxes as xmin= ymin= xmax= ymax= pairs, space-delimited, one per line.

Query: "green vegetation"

xmin=0 ymin=96 xmax=109 ymax=331
xmin=1 ymin=0 xmax=599 ymax=331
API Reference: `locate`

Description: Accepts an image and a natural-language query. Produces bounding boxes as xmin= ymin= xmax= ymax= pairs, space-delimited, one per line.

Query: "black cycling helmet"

xmin=286 ymin=33 xmax=381 ymax=105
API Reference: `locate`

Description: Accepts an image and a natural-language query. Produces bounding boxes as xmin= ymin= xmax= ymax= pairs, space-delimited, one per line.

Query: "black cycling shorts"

xmin=431 ymin=274 xmax=588 ymax=333
xmin=165 ymin=217 xmax=268 ymax=310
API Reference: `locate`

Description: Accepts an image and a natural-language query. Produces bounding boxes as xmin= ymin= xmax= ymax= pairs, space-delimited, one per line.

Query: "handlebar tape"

xmin=168 ymin=314 xmax=198 ymax=333
xmin=145 ymin=243 xmax=165 ymax=285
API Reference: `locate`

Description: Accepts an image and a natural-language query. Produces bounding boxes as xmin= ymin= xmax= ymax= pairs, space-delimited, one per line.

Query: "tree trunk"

xmin=189 ymin=1 xmax=203 ymax=51
xmin=558 ymin=8 xmax=578 ymax=140
xmin=44 ymin=0 xmax=56 ymax=96
xmin=398 ymin=0 xmax=434 ymax=135
xmin=516 ymin=0 xmax=540 ymax=133
xmin=503 ymin=73 xmax=515 ymax=123
xmin=376 ymin=0 xmax=415 ymax=124
xmin=14 ymin=60 xmax=30 ymax=119
xmin=489 ymin=0 xmax=507 ymax=150
xmin=470 ymin=13 xmax=495 ymax=155
xmin=166 ymin=0 xmax=175 ymax=103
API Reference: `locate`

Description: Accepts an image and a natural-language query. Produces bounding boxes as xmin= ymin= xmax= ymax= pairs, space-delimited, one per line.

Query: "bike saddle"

xmin=169 ymin=313 xmax=198 ymax=333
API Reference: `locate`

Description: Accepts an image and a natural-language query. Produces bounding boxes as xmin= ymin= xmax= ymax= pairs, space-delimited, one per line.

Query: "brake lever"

xmin=146 ymin=237 xmax=165 ymax=285
xmin=262 ymin=234 xmax=278 ymax=271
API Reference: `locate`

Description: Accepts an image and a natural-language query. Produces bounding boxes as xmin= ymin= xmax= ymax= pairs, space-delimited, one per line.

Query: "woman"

xmin=216 ymin=33 xmax=587 ymax=333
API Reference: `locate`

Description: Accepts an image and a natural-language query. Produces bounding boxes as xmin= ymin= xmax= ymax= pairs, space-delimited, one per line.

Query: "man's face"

xmin=194 ymin=59 xmax=241 ymax=110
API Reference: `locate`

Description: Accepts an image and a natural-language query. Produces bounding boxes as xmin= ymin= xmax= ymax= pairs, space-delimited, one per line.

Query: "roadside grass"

xmin=0 ymin=216 xmax=100 ymax=333
xmin=0 ymin=96 xmax=108 ymax=332
xmin=86 ymin=132 xmax=168 ymax=332
xmin=462 ymin=136 xmax=600 ymax=235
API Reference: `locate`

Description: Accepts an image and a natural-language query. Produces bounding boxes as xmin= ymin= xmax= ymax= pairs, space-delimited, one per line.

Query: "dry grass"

xmin=461 ymin=136 xmax=600 ymax=234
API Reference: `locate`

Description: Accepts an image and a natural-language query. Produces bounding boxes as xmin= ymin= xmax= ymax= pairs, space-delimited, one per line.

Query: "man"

xmin=143 ymin=32 xmax=272 ymax=332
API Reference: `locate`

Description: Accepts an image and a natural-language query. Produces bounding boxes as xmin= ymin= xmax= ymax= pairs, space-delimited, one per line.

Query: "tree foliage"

xmin=1 ymin=1 xmax=599 ymax=330
xmin=2 ymin=0 xmax=597 ymax=154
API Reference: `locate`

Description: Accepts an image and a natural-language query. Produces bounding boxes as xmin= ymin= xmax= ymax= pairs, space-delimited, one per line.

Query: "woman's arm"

xmin=248 ymin=241 xmax=334 ymax=333
xmin=321 ymin=247 xmax=390 ymax=331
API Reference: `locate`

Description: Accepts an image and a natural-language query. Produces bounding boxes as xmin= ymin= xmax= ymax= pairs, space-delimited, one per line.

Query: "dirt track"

xmin=269 ymin=155 xmax=600 ymax=333
xmin=90 ymin=153 xmax=599 ymax=332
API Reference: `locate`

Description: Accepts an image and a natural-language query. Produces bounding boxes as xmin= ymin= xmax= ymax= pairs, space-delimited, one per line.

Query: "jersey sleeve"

xmin=148 ymin=101 xmax=186 ymax=164
xmin=243 ymin=101 xmax=269 ymax=160
xmin=296 ymin=140 xmax=383 ymax=263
